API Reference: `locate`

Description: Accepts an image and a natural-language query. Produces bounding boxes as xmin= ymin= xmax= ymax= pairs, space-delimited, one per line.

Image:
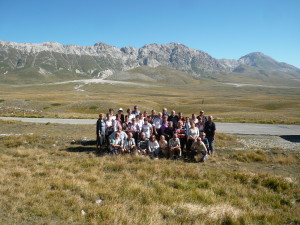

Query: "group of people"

xmin=96 ymin=106 xmax=216 ymax=162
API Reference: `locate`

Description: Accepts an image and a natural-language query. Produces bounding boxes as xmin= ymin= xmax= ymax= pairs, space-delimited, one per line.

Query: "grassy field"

xmin=0 ymin=75 xmax=299 ymax=224
xmin=0 ymin=120 xmax=299 ymax=224
xmin=0 ymin=77 xmax=299 ymax=124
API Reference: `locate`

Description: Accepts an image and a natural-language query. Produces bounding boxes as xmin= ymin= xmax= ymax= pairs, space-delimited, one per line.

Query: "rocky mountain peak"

xmin=0 ymin=40 xmax=299 ymax=81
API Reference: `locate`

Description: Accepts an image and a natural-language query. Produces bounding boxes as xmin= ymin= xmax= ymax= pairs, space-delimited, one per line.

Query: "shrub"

xmin=89 ymin=105 xmax=98 ymax=110
xmin=262 ymin=177 xmax=292 ymax=192
xmin=51 ymin=103 xmax=61 ymax=106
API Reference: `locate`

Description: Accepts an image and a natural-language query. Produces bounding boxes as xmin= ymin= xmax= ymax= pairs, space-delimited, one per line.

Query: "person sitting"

xmin=96 ymin=113 xmax=106 ymax=151
xmin=200 ymin=132 xmax=209 ymax=153
xmin=137 ymin=132 xmax=148 ymax=156
xmin=122 ymin=132 xmax=136 ymax=154
xmin=168 ymin=133 xmax=181 ymax=159
xmin=109 ymin=132 xmax=122 ymax=155
xmin=148 ymin=135 xmax=160 ymax=159
xmin=159 ymin=135 xmax=168 ymax=158
xmin=191 ymin=137 xmax=208 ymax=162
xmin=109 ymin=126 xmax=127 ymax=144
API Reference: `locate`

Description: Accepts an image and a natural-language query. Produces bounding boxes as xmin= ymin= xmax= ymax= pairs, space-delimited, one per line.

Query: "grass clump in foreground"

xmin=0 ymin=135 xmax=299 ymax=225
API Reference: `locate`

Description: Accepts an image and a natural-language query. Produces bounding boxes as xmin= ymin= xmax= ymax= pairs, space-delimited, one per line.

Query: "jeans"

xmin=207 ymin=137 xmax=214 ymax=151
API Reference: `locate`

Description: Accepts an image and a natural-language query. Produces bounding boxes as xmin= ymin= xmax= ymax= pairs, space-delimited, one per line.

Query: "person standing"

xmin=162 ymin=108 xmax=170 ymax=117
xmin=132 ymin=105 xmax=140 ymax=116
xmin=204 ymin=115 xmax=216 ymax=156
xmin=153 ymin=112 xmax=163 ymax=138
xmin=96 ymin=113 xmax=106 ymax=151
xmin=174 ymin=121 xmax=186 ymax=157
xmin=168 ymin=110 xmax=179 ymax=130
xmin=197 ymin=110 xmax=207 ymax=124
xmin=141 ymin=118 xmax=153 ymax=139
xmin=186 ymin=122 xmax=199 ymax=159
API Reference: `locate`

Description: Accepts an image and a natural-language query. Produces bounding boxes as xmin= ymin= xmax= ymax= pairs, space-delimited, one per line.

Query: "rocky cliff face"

xmin=0 ymin=41 xmax=229 ymax=78
xmin=0 ymin=40 xmax=299 ymax=80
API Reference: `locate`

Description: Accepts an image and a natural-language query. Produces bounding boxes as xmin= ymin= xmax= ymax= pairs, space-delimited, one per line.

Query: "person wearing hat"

xmin=117 ymin=108 xmax=125 ymax=123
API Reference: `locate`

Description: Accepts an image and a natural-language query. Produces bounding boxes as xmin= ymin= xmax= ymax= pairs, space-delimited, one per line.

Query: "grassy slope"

xmin=0 ymin=120 xmax=299 ymax=225
xmin=0 ymin=76 xmax=299 ymax=124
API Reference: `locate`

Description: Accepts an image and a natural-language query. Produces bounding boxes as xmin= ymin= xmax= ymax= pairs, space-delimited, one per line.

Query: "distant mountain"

xmin=236 ymin=52 xmax=300 ymax=74
xmin=0 ymin=40 xmax=299 ymax=84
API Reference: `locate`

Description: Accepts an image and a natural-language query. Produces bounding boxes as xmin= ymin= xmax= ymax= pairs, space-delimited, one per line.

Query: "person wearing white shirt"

xmin=148 ymin=135 xmax=159 ymax=158
xmin=141 ymin=118 xmax=153 ymax=139
xmin=109 ymin=132 xmax=122 ymax=155
xmin=153 ymin=112 xmax=163 ymax=138
xmin=122 ymin=133 xmax=136 ymax=154
xmin=109 ymin=126 xmax=127 ymax=146
xmin=169 ymin=134 xmax=181 ymax=159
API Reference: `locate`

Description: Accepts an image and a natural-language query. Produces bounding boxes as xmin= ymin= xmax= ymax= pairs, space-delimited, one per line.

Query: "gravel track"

xmin=1 ymin=117 xmax=299 ymax=136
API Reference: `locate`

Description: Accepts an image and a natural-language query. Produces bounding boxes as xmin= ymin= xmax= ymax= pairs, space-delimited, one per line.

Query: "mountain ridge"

xmin=0 ymin=40 xmax=299 ymax=83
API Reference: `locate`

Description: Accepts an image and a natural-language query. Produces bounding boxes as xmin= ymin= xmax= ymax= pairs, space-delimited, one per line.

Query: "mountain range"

xmin=0 ymin=40 xmax=299 ymax=84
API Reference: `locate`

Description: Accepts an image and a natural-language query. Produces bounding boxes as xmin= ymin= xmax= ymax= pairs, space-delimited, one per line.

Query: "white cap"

xmin=118 ymin=108 xmax=123 ymax=112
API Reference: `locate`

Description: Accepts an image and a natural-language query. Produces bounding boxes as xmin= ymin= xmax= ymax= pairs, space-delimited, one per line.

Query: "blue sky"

xmin=1 ymin=0 xmax=299 ymax=68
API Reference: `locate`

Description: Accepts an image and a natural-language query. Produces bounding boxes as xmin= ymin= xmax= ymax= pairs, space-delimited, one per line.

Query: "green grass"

xmin=0 ymin=99 xmax=4 ymax=103
xmin=0 ymin=125 xmax=299 ymax=224
xmin=89 ymin=105 xmax=98 ymax=110
xmin=51 ymin=103 xmax=62 ymax=107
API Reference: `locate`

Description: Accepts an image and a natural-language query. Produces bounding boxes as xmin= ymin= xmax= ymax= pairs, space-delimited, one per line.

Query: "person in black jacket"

xmin=204 ymin=115 xmax=216 ymax=156
xmin=96 ymin=113 xmax=106 ymax=151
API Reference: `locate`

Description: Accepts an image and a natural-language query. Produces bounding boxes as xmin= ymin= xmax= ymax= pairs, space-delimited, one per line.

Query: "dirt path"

xmin=1 ymin=117 xmax=299 ymax=136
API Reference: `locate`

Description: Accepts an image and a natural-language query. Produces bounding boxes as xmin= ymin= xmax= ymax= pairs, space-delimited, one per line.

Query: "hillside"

xmin=0 ymin=40 xmax=299 ymax=84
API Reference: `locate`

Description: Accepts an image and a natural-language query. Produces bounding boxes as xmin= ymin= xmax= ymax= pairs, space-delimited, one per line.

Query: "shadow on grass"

xmin=65 ymin=146 xmax=96 ymax=153
xmin=280 ymin=135 xmax=300 ymax=143
xmin=64 ymin=139 xmax=108 ymax=157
